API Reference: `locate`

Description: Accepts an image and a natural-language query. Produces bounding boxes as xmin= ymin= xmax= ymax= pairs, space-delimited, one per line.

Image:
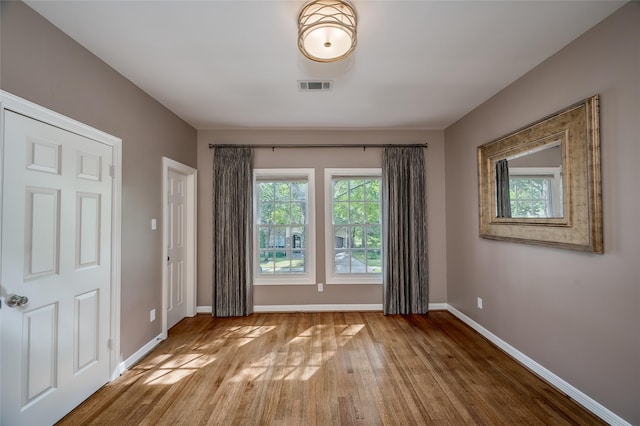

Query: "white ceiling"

xmin=25 ymin=1 xmax=624 ymax=130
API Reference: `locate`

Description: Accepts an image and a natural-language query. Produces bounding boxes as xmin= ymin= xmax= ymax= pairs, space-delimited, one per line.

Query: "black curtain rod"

xmin=209 ymin=143 xmax=428 ymax=150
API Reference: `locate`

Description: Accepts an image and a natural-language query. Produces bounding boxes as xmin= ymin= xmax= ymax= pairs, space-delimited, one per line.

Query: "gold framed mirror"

xmin=477 ymin=95 xmax=602 ymax=253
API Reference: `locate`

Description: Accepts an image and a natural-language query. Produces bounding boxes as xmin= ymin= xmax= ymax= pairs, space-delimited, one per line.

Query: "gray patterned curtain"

xmin=212 ymin=147 xmax=253 ymax=317
xmin=495 ymin=159 xmax=511 ymax=218
xmin=382 ymin=147 xmax=428 ymax=315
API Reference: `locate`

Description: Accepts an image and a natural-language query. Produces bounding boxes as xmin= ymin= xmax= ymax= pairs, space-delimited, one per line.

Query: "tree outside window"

xmin=257 ymin=180 xmax=308 ymax=274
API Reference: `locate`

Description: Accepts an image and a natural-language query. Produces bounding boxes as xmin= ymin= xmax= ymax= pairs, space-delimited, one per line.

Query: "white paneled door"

xmin=167 ymin=169 xmax=187 ymax=329
xmin=1 ymin=111 xmax=113 ymax=425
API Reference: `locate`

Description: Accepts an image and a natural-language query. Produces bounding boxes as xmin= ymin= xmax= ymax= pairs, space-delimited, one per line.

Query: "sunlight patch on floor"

xmin=138 ymin=323 xmax=365 ymax=386
xmin=135 ymin=354 xmax=172 ymax=369
xmin=143 ymin=353 xmax=217 ymax=385
xmin=143 ymin=367 xmax=196 ymax=385
xmin=229 ymin=324 xmax=364 ymax=383
xmin=226 ymin=325 xmax=277 ymax=346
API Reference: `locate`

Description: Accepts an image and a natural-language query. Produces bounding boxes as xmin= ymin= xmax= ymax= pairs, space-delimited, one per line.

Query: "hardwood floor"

xmin=58 ymin=311 xmax=603 ymax=425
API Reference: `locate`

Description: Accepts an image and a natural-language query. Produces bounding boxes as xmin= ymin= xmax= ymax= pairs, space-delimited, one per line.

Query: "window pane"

xmin=366 ymin=226 xmax=381 ymax=248
xmin=260 ymin=202 xmax=275 ymax=224
xmin=334 ymin=249 xmax=350 ymax=274
xmin=274 ymin=202 xmax=290 ymax=225
xmin=533 ymin=201 xmax=547 ymax=217
xmin=291 ymin=181 xmax=307 ymax=200
xmin=258 ymin=250 xmax=275 ymax=274
xmin=364 ymin=180 xmax=380 ymax=201
xmin=514 ymin=180 xmax=525 ymax=198
xmin=275 ymin=227 xmax=288 ymax=248
xmin=291 ymin=202 xmax=305 ymax=224
xmin=334 ymin=225 xmax=348 ymax=249
xmin=274 ymin=251 xmax=290 ymax=273
xmin=333 ymin=180 xmax=349 ymax=201
xmin=291 ymin=251 xmax=305 ymax=273
xmin=275 ymin=182 xmax=290 ymax=200
xmin=291 ymin=227 xmax=305 ymax=248
xmin=258 ymin=182 xmax=274 ymax=201
xmin=350 ymin=250 xmax=367 ymax=273
xmin=333 ymin=202 xmax=349 ymax=224
xmin=349 ymin=180 xmax=365 ymax=200
xmin=512 ymin=201 xmax=525 ymax=216
xmin=350 ymin=202 xmax=365 ymax=224
xmin=258 ymin=227 xmax=274 ymax=249
xmin=352 ymin=226 xmax=365 ymax=248
xmin=365 ymin=202 xmax=380 ymax=224
xmin=530 ymin=180 xmax=542 ymax=198
xmin=367 ymin=249 xmax=382 ymax=273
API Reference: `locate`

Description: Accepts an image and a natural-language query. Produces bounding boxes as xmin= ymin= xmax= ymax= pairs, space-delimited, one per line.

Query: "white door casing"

xmin=161 ymin=157 xmax=196 ymax=337
xmin=0 ymin=92 xmax=122 ymax=425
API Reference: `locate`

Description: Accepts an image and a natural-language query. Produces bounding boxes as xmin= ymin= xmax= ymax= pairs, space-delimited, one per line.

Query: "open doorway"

xmin=162 ymin=157 xmax=197 ymax=337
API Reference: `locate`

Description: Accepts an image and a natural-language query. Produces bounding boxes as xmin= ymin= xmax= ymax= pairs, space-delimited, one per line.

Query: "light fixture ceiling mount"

xmin=298 ymin=0 xmax=357 ymax=63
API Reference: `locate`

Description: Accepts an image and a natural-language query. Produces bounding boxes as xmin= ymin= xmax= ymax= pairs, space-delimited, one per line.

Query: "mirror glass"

xmin=495 ymin=141 xmax=563 ymax=219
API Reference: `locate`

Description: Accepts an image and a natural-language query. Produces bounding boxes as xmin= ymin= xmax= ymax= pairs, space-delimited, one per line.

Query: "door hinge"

xmin=109 ymin=165 xmax=116 ymax=178
xmin=107 ymin=338 xmax=113 ymax=350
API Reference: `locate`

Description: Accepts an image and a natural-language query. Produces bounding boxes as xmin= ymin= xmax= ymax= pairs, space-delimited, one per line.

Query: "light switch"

xmin=151 ymin=219 xmax=157 ymax=230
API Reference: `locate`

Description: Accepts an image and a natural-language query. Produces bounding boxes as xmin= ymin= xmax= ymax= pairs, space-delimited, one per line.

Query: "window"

xmin=325 ymin=169 xmax=382 ymax=284
xmin=509 ymin=167 xmax=562 ymax=218
xmin=254 ymin=169 xmax=315 ymax=285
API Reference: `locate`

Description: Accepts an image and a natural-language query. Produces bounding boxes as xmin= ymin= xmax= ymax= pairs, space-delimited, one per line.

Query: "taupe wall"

xmin=197 ymin=130 xmax=447 ymax=308
xmin=444 ymin=3 xmax=639 ymax=424
xmin=1 ymin=2 xmax=198 ymax=360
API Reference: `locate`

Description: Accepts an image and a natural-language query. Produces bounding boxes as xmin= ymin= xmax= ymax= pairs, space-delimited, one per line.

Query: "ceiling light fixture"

xmin=298 ymin=0 xmax=357 ymax=63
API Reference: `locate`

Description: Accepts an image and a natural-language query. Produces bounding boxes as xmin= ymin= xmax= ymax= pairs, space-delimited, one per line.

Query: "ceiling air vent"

xmin=298 ymin=80 xmax=333 ymax=92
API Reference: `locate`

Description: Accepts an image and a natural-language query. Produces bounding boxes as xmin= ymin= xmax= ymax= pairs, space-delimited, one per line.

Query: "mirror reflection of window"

xmin=496 ymin=141 xmax=563 ymax=219
xmin=508 ymin=170 xmax=562 ymax=218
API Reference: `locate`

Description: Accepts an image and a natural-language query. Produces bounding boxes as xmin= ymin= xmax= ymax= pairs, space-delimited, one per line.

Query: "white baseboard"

xmin=428 ymin=303 xmax=448 ymax=310
xmin=446 ymin=305 xmax=630 ymax=426
xmin=118 ymin=333 xmax=164 ymax=374
xmin=197 ymin=303 xmax=447 ymax=314
xmin=254 ymin=304 xmax=383 ymax=312
xmin=199 ymin=305 xmax=383 ymax=313
xmin=197 ymin=305 xmax=213 ymax=314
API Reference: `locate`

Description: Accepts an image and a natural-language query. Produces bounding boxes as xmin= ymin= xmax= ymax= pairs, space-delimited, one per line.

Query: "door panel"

xmin=25 ymin=187 xmax=61 ymax=279
xmin=23 ymin=303 xmax=58 ymax=406
xmin=76 ymin=192 xmax=101 ymax=268
xmin=1 ymin=110 xmax=113 ymax=425
xmin=74 ymin=289 xmax=99 ymax=372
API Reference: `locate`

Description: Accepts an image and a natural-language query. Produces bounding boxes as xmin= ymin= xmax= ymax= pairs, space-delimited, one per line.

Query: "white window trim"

xmin=253 ymin=168 xmax=316 ymax=285
xmin=324 ymin=168 xmax=383 ymax=285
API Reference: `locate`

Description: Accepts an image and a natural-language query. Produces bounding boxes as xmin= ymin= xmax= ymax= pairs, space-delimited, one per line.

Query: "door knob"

xmin=6 ymin=294 xmax=29 ymax=308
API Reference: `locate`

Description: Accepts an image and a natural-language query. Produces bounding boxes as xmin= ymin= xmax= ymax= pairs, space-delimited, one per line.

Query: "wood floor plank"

xmin=57 ymin=311 xmax=604 ymax=425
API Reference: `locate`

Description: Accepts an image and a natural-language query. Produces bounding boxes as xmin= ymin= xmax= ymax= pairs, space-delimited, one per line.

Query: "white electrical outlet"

xmin=477 ymin=297 xmax=483 ymax=309
xmin=151 ymin=219 xmax=157 ymax=230
xmin=150 ymin=309 xmax=156 ymax=321
xmin=317 ymin=283 xmax=323 ymax=292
